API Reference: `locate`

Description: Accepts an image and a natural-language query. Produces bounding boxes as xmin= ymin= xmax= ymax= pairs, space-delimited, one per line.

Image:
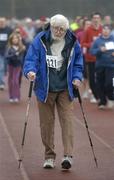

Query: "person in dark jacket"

xmin=0 ymin=17 xmax=12 ymax=90
xmin=6 ymin=32 xmax=25 ymax=103
xmin=23 ymin=14 xmax=83 ymax=170
xmin=90 ymin=24 xmax=114 ymax=109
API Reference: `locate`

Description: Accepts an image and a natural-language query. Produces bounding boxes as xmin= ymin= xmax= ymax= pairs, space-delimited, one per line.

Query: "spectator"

xmin=103 ymin=15 xmax=112 ymax=26
xmin=0 ymin=17 xmax=12 ymax=90
xmin=34 ymin=16 xmax=49 ymax=35
xmin=82 ymin=12 xmax=102 ymax=103
xmin=6 ymin=33 xmax=26 ymax=103
xmin=77 ymin=19 xmax=91 ymax=98
xmin=13 ymin=27 xmax=28 ymax=86
xmin=90 ymin=24 xmax=114 ymax=109
xmin=23 ymin=17 xmax=35 ymax=43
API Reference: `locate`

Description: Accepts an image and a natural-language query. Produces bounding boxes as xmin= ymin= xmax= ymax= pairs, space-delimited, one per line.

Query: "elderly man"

xmin=23 ymin=14 xmax=83 ymax=170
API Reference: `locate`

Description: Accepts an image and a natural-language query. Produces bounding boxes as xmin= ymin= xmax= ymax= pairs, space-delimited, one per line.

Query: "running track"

xmin=0 ymin=77 xmax=114 ymax=180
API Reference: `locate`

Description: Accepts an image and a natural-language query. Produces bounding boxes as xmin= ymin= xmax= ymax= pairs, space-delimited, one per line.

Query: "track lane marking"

xmin=0 ymin=112 xmax=30 ymax=180
xmin=75 ymin=117 xmax=114 ymax=153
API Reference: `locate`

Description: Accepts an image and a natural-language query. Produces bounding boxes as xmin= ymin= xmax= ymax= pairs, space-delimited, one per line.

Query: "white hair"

xmin=50 ymin=14 xmax=69 ymax=30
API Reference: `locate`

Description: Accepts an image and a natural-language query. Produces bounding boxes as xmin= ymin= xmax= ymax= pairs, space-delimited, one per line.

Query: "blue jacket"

xmin=90 ymin=35 xmax=114 ymax=68
xmin=23 ymin=28 xmax=83 ymax=102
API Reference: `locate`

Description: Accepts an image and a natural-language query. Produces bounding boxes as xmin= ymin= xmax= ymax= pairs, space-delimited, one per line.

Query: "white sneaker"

xmin=82 ymin=91 xmax=89 ymax=99
xmin=43 ymin=158 xmax=55 ymax=169
xmin=90 ymin=95 xmax=97 ymax=103
xmin=61 ymin=156 xmax=72 ymax=170
xmin=14 ymin=98 xmax=19 ymax=103
xmin=107 ymin=100 xmax=114 ymax=109
xmin=9 ymin=98 xmax=14 ymax=103
xmin=0 ymin=84 xmax=5 ymax=90
xmin=98 ymin=105 xmax=106 ymax=109
xmin=88 ymin=89 xmax=92 ymax=94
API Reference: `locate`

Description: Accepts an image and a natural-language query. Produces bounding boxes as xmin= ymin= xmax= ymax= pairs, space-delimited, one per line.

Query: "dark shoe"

xmin=61 ymin=155 xmax=72 ymax=170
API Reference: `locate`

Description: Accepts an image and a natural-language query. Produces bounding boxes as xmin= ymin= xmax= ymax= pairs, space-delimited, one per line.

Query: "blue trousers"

xmin=96 ymin=66 xmax=114 ymax=104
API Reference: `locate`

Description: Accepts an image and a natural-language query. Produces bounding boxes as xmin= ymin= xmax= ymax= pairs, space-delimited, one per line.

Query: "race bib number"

xmin=0 ymin=34 xmax=8 ymax=41
xmin=46 ymin=55 xmax=63 ymax=69
xmin=105 ymin=42 xmax=114 ymax=50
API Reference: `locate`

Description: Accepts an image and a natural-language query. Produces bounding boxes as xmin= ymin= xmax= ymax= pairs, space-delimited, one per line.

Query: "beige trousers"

xmin=37 ymin=90 xmax=74 ymax=160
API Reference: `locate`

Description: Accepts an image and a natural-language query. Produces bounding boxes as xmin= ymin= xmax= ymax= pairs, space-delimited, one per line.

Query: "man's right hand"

xmin=27 ymin=71 xmax=36 ymax=81
xmin=100 ymin=46 xmax=106 ymax=52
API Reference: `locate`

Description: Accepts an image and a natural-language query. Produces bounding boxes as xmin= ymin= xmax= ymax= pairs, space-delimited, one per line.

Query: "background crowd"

xmin=0 ymin=13 xmax=114 ymax=109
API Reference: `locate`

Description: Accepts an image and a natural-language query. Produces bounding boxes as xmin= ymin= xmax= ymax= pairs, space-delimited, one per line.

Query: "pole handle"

xmin=28 ymin=81 xmax=34 ymax=98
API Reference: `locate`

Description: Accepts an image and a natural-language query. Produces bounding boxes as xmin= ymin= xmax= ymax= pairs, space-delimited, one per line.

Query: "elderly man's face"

xmin=51 ymin=26 xmax=66 ymax=40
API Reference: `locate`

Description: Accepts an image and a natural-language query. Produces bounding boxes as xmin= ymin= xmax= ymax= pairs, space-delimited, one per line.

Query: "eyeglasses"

xmin=51 ymin=26 xmax=66 ymax=33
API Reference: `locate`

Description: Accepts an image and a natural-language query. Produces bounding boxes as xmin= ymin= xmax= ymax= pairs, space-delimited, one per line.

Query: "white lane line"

xmin=0 ymin=112 xmax=30 ymax=180
xmin=75 ymin=117 xmax=114 ymax=153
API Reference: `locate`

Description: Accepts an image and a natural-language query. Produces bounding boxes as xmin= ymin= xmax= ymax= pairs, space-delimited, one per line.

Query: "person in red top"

xmin=82 ymin=12 xmax=102 ymax=103
xmin=77 ymin=19 xmax=91 ymax=99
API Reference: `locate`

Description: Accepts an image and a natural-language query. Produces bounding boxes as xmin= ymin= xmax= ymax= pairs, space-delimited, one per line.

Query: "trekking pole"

xmin=75 ymin=88 xmax=98 ymax=168
xmin=18 ymin=81 xmax=34 ymax=168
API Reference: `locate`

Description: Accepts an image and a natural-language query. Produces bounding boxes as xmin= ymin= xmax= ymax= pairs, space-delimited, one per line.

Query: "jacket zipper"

xmin=67 ymin=45 xmax=75 ymax=98
xmin=40 ymin=38 xmax=49 ymax=102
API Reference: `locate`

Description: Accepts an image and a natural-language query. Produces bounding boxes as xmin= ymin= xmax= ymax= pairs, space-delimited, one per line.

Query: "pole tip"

xmin=18 ymin=159 xmax=22 ymax=169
